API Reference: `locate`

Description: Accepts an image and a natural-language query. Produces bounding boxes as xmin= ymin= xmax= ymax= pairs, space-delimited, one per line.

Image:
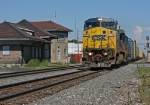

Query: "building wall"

xmin=50 ymin=39 xmax=68 ymax=63
xmin=51 ymin=39 xmax=57 ymax=63
xmin=0 ymin=44 xmax=22 ymax=64
xmin=57 ymin=42 xmax=68 ymax=63
xmin=0 ymin=40 xmax=50 ymax=64
xmin=49 ymin=31 xmax=68 ymax=63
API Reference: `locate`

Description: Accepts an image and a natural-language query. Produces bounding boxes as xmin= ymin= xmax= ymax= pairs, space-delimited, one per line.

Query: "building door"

xmin=44 ymin=44 xmax=50 ymax=59
xmin=57 ymin=49 xmax=61 ymax=61
xmin=23 ymin=46 xmax=31 ymax=63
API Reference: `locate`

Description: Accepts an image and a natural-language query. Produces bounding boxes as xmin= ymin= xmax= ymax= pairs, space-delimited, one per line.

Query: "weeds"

xmin=39 ymin=59 xmax=50 ymax=67
xmin=2 ymin=64 xmax=8 ymax=68
xmin=25 ymin=59 xmax=68 ymax=68
xmin=11 ymin=64 xmax=19 ymax=68
xmin=25 ymin=59 xmax=40 ymax=68
xmin=138 ymin=67 xmax=150 ymax=104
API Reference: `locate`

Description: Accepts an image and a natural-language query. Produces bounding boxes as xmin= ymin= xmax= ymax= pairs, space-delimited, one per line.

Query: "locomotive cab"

xmin=82 ymin=17 xmax=118 ymax=68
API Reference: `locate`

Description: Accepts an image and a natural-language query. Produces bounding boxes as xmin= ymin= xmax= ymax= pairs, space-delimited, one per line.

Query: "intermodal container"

xmin=136 ymin=46 xmax=139 ymax=58
xmin=139 ymin=49 xmax=143 ymax=58
xmin=133 ymin=40 xmax=136 ymax=59
xmin=128 ymin=38 xmax=134 ymax=59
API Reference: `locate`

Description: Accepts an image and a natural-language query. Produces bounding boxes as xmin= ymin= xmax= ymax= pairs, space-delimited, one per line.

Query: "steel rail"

xmin=0 ymin=69 xmax=93 ymax=101
xmin=0 ymin=65 xmax=85 ymax=79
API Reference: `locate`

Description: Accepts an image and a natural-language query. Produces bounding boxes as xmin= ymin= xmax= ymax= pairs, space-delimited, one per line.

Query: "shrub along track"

xmin=0 ymin=65 xmax=84 ymax=79
xmin=0 ymin=68 xmax=110 ymax=105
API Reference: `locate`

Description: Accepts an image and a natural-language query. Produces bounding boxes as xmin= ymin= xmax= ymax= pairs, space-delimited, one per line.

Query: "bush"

xmin=26 ymin=59 xmax=40 ymax=68
xmin=57 ymin=61 xmax=64 ymax=65
xmin=71 ymin=59 xmax=77 ymax=64
xmin=11 ymin=64 xmax=19 ymax=68
xmin=39 ymin=59 xmax=50 ymax=67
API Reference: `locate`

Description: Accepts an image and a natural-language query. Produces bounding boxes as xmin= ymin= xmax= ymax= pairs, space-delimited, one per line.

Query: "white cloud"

xmin=133 ymin=25 xmax=145 ymax=43
xmin=144 ymin=27 xmax=150 ymax=31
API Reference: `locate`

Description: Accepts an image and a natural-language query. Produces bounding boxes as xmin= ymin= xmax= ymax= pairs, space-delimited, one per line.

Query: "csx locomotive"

xmin=82 ymin=17 xmax=144 ymax=68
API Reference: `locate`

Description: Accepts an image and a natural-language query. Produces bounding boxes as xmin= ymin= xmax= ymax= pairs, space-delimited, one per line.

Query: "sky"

xmin=0 ymin=0 xmax=150 ymax=54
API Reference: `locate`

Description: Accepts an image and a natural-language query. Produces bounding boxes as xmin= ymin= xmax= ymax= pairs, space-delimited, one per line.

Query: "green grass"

xmin=39 ymin=59 xmax=50 ymax=67
xmin=2 ymin=64 xmax=8 ymax=68
xmin=11 ymin=64 xmax=19 ymax=68
xmin=138 ymin=67 xmax=150 ymax=104
xmin=25 ymin=59 xmax=40 ymax=68
xmin=25 ymin=59 xmax=68 ymax=68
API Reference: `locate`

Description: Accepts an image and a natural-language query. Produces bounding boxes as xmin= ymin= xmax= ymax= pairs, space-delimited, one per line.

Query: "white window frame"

xmin=3 ymin=46 xmax=9 ymax=55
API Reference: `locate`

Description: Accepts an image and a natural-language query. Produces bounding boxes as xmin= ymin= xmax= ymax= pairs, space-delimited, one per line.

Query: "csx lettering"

xmin=92 ymin=35 xmax=106 ymax=40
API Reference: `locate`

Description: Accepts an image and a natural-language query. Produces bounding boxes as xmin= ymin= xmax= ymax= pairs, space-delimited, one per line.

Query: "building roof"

xmin=0 ymin=22 xmax=46 ymax=41
xmin=18 ymin=19 xmax=57 ymax=39
xmin=31 ymin=21 xmax=73 ymax=32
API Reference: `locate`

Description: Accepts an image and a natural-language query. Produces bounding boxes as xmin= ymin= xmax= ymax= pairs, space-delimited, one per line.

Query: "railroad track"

xmin=0 ymin=69 xmax=109 ymax=105
xmin=0 ymin=65 xmax=85 ymax=79
xmin=0 ymin=62 xmax=139 ymax=104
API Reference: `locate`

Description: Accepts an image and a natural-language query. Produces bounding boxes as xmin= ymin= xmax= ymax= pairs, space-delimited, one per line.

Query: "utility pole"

xmin=54 ymin=11 xmax=56 ymax=22
xmin=77 ymin=29 xmax=79 ymax=54
xmin=75 ymin=19 xmax=76 ymax=53
xmin=75 ymin=19 xmax=76 ymax=40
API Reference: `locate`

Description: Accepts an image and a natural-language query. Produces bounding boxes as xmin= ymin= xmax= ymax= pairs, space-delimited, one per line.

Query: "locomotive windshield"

xmin=84 ymin=22 xmax=100 ymax=30
xmin=84 ymin=21 xmax=116 ymax=30
xmin=84 ymin=18 xmax=117 ymax=30
xmin=101 ymin=22 xmax=116 ymax=30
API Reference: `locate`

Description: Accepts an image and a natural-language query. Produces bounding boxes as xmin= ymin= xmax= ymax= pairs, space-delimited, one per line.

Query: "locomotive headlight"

xmin=104 ymin=52 xmax=108 ymax=56
xmin=88 ymin=52 xmax=93 ymax=56
xmin=98 ymin=18 xmax=103 ymax=21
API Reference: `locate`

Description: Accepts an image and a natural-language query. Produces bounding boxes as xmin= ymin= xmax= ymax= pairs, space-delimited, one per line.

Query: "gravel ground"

xmin=0 ymin=67 xmax=85 ymax=86
xmin=0 ymin=61 xmax=146 ymax=105
xmin=28 ymin=63 xmax=144 ymax=105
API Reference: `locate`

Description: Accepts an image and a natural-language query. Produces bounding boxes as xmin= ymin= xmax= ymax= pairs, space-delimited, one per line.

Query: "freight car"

xmin=128 ymin=38 xmax=134 ymax=60
xmin=82 ymin=17 xmax=129 ymax=68
xmin=82 ymin=17 xmax=145 ymax=68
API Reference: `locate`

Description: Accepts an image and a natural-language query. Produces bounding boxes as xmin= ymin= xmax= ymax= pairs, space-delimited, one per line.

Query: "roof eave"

xmin=45 ymin=29 xmax=73 ymax=32
xmin=40 ymin=36 xmax=58 ymax=39
xmin=0 ymin=38 xmax=30 ymax=40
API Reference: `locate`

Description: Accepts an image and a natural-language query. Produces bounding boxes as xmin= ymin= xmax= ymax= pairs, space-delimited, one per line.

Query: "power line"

xmin=137 ymin=43 xmax=150 ymax=45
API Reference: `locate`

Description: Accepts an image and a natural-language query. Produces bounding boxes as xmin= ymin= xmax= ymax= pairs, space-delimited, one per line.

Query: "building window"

xmin=3 ymin=46 xmax=9 ymax=55
xmin=36 ymin=47 xmax=38 ymax=58
xmin=64 ymin=49 xmax=66 ymax=56
xmin=45 ymin=44 xmax=49 ymax=58
xmin=32 ymin=47 xmax=34 ymax=57
xmin=39 ymin=47 xmax=41 ymax=58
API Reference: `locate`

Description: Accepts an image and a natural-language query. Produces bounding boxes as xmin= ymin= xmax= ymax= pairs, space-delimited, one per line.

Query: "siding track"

xmin=0 ymin=69 xmax=109 ymax=104
xmin=0 ymin=65 xmax=84 ymax=79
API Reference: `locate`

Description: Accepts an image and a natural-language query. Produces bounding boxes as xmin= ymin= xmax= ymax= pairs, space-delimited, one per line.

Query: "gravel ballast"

xmin=0 ymin=68 xmax=83 ymax=86
xmin=28 ymin=64 xmax=143 ymax=105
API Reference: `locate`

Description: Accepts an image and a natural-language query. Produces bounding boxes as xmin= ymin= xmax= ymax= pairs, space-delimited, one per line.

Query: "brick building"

xmin=0 ymin=20 xmax=57 ymax=64
xmin=31 ymin=21 xmax=72 ymax=63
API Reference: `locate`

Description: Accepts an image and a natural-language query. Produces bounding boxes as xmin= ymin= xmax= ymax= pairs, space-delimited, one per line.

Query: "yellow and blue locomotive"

xmin=82 ymin=17 xmax=129 ymax=68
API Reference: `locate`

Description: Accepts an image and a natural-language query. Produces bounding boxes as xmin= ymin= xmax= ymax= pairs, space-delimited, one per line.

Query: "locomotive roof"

xmin=85 ymin=17 xmax=118 ymax=23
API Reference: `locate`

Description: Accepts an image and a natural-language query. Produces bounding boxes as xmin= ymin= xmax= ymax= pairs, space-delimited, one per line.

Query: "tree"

xmin=68 ymin=39 xmax=82 ymax=43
